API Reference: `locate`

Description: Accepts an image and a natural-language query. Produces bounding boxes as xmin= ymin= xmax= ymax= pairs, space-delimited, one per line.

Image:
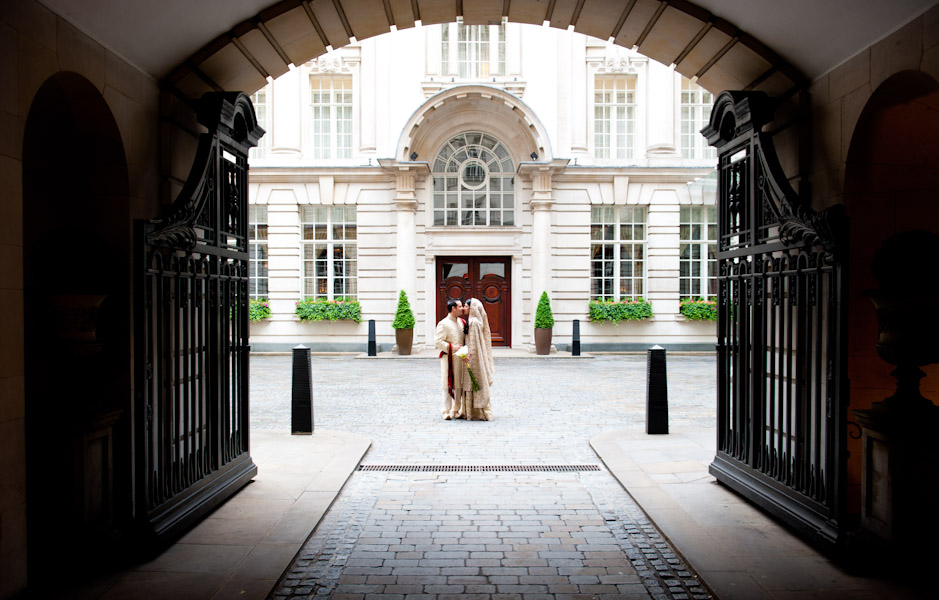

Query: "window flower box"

xmin=295 ymin=297 xmax=362 ymax=323
xmin=679 ymin=298 xmax=717 ymax=321
xmin=588 ymin=298 xmax=653 ymax=324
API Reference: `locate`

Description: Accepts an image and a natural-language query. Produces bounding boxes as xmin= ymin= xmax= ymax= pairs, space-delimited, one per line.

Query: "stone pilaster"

xmin=519 ymin=160 xmax=569 ymax=338
xmin=380 ymin=160 xmax=429 ymax=303
xmin=271 ymin=67 xmax=301 ymax=156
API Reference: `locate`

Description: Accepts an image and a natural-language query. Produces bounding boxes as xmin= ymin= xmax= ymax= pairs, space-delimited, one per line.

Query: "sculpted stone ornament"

xmin=315 ymin=55 xmax=345 ymax=73
xmin=863 ymin=230 xmax=939 ymax=410
xmin=853 ymin=230 xmax=939 ymax=551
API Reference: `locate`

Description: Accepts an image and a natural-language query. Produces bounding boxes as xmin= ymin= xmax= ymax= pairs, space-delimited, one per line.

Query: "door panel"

xmin=436 ymin=257 xmax=511 ymax=346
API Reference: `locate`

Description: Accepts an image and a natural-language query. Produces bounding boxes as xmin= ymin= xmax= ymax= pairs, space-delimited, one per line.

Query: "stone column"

xmin=519 ymin=162 xmax=568 ymax=332
xmin=645 ymin=61 xmax=681 ymax=165
xmin=394 ymin=168 xmax=418 ymax=299
xmin=380 ymin=160 xmax=429 ymax=304
xmin=347 ymin=46 xmax=372 ymax=155
xmin=271 ymin=66 xmax=302 ymax=156
xmin=529 ymin=167 xmax=554 ymax=304
xmin=570 ymin=35 xmax=588 ymax=154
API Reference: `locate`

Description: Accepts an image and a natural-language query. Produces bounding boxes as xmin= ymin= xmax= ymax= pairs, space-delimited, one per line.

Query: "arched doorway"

xmin=22 ymin=72 xmax=131 ymax=576
xmin=843 ymin=70 xmax=939 ymax=518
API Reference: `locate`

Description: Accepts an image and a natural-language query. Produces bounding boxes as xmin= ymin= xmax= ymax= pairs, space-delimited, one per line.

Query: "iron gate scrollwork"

xmin=134 ymin=92 xmax=264 ymax=539
xmin=703 ymin=92 xmax=847 ymax=547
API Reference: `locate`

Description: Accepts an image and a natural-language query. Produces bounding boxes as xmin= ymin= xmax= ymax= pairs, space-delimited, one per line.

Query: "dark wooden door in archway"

xmin=436 ymin=257 xmax=511 ymax=346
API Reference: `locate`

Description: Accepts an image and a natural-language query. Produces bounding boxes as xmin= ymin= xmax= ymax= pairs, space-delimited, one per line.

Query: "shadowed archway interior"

xmin=844 ymin=69 xmax=939 ymax=514
xmin=22 ymin=71 xmax=132 ymax=577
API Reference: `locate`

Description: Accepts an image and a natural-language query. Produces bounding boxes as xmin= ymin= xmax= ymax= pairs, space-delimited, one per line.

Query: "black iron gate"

xmin=703 ymin=92 xmax=848 ymax=547
xmin=135 ymin=93 xmax=264 ymax=539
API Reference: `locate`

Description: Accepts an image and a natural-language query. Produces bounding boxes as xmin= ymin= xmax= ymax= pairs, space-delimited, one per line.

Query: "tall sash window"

xmin=249 ymin=88 xmax=270 ymax=159
xmin=590 ymin=206 xmax=647 ymax=299
xmin=301 ymin=205 xmax=357 ymax=299
xmin=594 ymin=75 xmax=636 ymax=160
xmin=441 ymin=18 xmax=506 ymax=79
xmin=681 ymin=78 xmax=717 ymax=160
xmin=248 ymin=205 xmax=268 ymax=298
xmin=679 ymin=205 xmax=717 ymax=299
xmin=310 ymin=76 xmax=352 ymax=159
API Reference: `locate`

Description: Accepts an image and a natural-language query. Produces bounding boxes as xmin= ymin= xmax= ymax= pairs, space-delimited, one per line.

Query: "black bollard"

xmin=646 ymin=345 xmax=668 ymax=434
xmin=291 ymin=344 xmax=313 ymax=435
xmin=367 ymin=319 xmax=377 ymax=356
xmin=572 ymin=319 xmax=581 ymax=356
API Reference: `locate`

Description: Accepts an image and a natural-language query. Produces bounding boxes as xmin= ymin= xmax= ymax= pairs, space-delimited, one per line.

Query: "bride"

xmin=461 ymin=298 xmax=495 ymax=420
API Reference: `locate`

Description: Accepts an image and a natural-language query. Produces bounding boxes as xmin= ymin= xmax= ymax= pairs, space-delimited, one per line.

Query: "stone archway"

xmin=165 ymin=1 xmax=805 ymax=103
xmin=395 ymin=84 xmax=554 ymax=164
xmin=843 ymin=69 xmax=939 ymax=515
xmin=22 ymin=71 xmax=131 ymax=575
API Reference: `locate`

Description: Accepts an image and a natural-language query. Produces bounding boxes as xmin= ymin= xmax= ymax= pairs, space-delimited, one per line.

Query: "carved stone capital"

xmin=517 ymin=160 xmax=569 ymax=211
xmin=530 ymin=198 xmax=556 ymax=212
xmin=379 ymin=159 xmax=430 ymax=212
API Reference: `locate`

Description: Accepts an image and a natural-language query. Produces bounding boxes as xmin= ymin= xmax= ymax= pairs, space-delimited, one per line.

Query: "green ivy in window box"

xmin=295 ymin=297 xmax=362 ymax=323
xmin=588 ymin=298 xmax=653 ymax=324
xmin=249 ymin=298 xmax=272 ymax=321
xmin=679 ymin=298 xmax=717 ymax=321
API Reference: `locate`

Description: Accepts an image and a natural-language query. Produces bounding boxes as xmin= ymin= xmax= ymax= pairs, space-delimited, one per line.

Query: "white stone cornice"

xmin=377 ymin=159 xmax=431 ymax=181
xmin=423 ymin=227 xmax=524 ymax=255
xmin=553 ymin=166 xmax=713 ymax=184
xmin=247 ymin=166 xmax=387 ymax=184
xmin=516 ymin=159 xmax=570 ymax=179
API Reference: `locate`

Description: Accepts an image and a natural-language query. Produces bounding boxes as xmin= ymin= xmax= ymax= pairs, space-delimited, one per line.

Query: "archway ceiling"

xmin=41 ymin=0 xmax=937 ymax=102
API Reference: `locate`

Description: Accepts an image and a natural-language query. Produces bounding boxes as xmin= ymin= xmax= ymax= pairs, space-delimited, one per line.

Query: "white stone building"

xmin=247 ymin=21 xmax=718 ymax=352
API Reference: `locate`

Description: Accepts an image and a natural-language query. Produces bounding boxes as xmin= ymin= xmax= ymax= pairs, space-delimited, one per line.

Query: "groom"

xmin=434 ymin=298 xmax=465 ymax=420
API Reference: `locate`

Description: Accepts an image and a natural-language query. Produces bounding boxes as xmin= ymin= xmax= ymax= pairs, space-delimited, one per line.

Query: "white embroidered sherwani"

xmin=434 ymin=313 xmax=465 ymax=418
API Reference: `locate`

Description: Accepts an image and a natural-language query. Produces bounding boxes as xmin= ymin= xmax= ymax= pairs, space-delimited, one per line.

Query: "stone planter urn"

xmin=533 ymin=292 xmax=555 ymax=355
xmin=862 ymin=230 xmax=939 ymax=410
xmin=853 ymin=230 xmax=939 ymax=550
xmin=534 ymin=328 xmax=552 ymax=355
xmin=392 ymin=290 xmax=416 ymax=355
xmin=395 ymin=328 xmax=413 ymax=355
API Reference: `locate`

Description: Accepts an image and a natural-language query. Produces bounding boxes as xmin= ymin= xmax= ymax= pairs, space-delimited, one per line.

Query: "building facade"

xmin=247 ymin=22 xmax=718 ymax=352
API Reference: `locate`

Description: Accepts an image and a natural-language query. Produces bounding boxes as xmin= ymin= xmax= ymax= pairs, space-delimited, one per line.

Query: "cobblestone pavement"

xmin=252 ymin=354 xmax=717 ymax=599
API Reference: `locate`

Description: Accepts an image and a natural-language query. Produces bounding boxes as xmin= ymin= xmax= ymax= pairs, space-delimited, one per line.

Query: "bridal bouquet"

xmin=454 ymin=346 xmax=480 ymax=392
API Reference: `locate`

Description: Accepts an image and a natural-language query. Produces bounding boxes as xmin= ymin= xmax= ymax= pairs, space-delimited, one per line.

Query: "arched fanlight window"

xmin=432 ymin=132 xmax=514 ymax=226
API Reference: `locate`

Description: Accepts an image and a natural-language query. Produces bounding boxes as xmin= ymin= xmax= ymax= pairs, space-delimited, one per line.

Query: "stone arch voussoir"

xmin=164 ymin=0 xmax=806 ymax=103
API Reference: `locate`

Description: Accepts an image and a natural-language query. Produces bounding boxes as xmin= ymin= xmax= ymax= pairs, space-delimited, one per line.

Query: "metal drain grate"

xmin=357 ymin=464 xmax=601 ymax=472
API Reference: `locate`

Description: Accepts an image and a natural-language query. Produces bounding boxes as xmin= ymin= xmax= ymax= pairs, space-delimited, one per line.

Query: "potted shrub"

xmin=295 ymin=297 xmax=362 ymax=322
xmin=534 ymin=291 xmax=554 ymax=355
xmin=679 ymin=298 xmax=717 ymax=321
xmin=392 ymin=290 xmax=416 ymax=355
xmin=587 ymin=297 xmax=654 ymax=324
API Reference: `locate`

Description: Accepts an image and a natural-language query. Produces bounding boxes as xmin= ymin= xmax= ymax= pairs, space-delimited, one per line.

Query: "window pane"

xmin=432 ymin=132 xmax=513 ymax=228
xmin=442 ymin=262 xmax=469 ymax=279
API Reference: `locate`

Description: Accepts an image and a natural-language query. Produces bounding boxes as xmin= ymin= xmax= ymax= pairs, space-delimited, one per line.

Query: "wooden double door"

xmin=436 ymin=257 xmax=511 ymax=346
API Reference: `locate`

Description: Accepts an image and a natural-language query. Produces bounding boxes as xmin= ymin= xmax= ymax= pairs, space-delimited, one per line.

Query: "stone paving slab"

xmin=591 ymin=430 xmax=927 ymax=600
xmin=66 ymin=430 xmax=371 ymax=600
xmin=254 ymin=355 xmax=716 ymax=599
